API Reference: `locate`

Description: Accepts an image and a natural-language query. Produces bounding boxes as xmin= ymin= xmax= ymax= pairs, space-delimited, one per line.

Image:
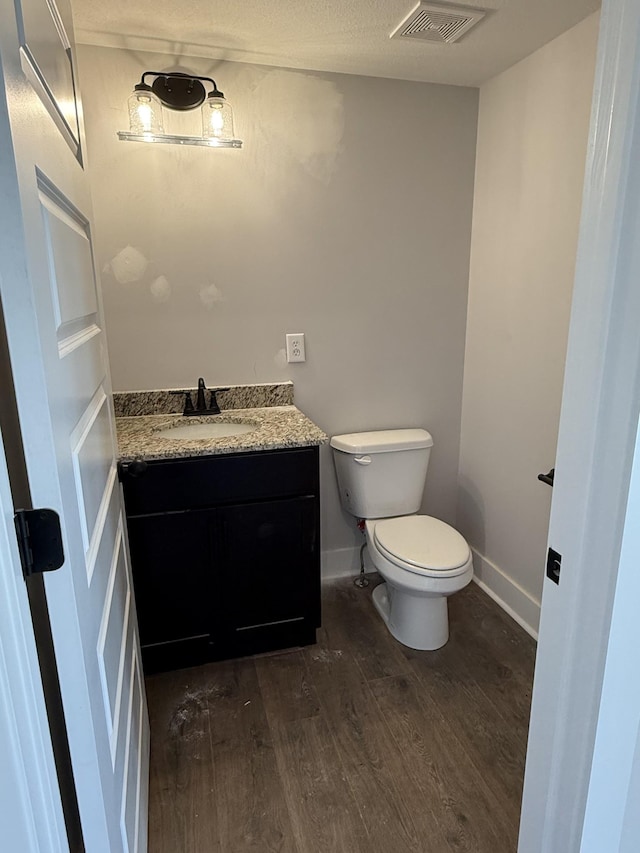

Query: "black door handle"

xmin=538 ymin=468 xmax=555 ymax=487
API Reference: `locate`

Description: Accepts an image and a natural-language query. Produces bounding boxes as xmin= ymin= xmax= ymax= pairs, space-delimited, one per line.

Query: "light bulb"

xmin=209 ymin=105 xmax=225 ymax=136
xmin=202 ymin=95 xmax=235 ymax=141
xmin=137 ymin=99 xmax=153 ymax=132
xmin=128 ymin=87 xmax=164 ymax=135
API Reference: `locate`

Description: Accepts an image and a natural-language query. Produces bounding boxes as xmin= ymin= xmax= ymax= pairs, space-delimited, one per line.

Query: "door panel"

xmin=56 ymin=331 xmax=105 ymax=422
xmin=113 ymin=613 xmax=136 ymax=774
xmin=0 ymin=0 xmax=148 ymax=848
xmin=69 ymin=386 xmax=116 ymax=565
xmin=121 ymin=652 xmax=144 ymax=853
xmin=39 ymin=184 xmax=97 ymax=328
xmin=91 ymin=478 xmax=125 ymax=604
xmin=97 ymin=519 xmax=131 ymax=763
xmin=120 ymin=654 xmax=143 ymax=851
xmin=14 ymin=0 xmax=80 ymax=150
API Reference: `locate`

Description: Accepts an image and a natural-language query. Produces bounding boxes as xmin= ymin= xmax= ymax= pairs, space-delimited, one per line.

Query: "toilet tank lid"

xmin=330 ymin=429 xmax=433 ymax=454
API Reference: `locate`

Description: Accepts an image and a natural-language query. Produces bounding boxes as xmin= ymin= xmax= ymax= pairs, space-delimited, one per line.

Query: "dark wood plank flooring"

xmin=146 ymin=576 xmax=536 ymax=852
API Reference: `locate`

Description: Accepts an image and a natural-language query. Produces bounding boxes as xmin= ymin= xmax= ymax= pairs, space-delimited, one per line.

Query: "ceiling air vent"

xmin=390 ymin=2 xmax=486 ymax=44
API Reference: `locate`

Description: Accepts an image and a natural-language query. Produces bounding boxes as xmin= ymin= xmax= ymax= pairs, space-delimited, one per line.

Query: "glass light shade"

xmin=201 ymin=96 xmax=235 ymax=142
xmin=128 ymin=88 xmax=164 ymax=135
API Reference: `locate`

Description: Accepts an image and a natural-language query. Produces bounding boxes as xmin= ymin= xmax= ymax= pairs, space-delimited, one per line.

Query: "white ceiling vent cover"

xmin=390 ymin=3 xmax=486 ymax=44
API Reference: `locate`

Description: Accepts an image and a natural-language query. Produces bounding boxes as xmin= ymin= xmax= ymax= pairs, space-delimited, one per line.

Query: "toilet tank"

xmin=330 ymin=429 xmax=433 ymax=519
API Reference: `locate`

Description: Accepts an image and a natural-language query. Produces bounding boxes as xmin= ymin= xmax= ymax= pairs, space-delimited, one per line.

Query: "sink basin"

xmin=157 ymin=421 xmax=257 ymax=440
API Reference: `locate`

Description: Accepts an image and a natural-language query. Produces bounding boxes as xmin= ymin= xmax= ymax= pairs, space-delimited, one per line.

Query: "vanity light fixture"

xmin=118 ymin=71 xmax=242 ymax=149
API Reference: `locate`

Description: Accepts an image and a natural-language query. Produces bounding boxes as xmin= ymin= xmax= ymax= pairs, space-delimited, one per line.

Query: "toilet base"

xmin=372 ymin=583 xmax=391 ymax=624
xmin=372 ymin=581 xmax=449 ymax=651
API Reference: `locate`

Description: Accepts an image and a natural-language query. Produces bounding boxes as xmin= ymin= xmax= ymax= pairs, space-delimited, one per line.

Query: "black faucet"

xmin=196 ymin=377 xmax=207 ymax=412
xmin=183 ymin=378 xmax=229 ymax=416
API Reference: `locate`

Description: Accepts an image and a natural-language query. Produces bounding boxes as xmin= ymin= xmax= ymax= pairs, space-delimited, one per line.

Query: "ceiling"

xmin=71 ymin=0 xmax=600 ymax=87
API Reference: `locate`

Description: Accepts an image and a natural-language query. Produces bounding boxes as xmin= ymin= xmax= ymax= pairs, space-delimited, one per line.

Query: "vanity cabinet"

xmin=120 ymin=446 xmax=320 ymax=673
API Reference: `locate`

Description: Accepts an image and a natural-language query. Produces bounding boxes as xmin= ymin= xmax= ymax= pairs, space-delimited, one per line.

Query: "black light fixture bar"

xmin=139 ymin=71 xmax=225 ymax=111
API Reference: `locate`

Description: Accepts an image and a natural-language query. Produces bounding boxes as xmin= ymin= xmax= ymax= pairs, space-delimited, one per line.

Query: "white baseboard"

xmin=322 ymin=544 xmax=540 ymax=640
xmin=321 ymin=545 xmax=374 ymax=581
xmin=471 ymin=547 xmax=540 ymax=640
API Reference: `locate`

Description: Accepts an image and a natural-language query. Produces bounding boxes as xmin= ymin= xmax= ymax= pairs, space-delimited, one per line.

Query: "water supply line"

xmin=354 ymin=519 xmax=369 ymax=588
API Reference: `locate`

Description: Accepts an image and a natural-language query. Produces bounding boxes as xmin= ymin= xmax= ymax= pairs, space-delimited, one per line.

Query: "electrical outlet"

xmin=286 ymin=333 xmax=306 ymax=363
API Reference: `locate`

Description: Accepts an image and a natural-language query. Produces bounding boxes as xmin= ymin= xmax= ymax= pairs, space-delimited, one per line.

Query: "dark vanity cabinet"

xmin=119 ymin=447 xmax=320 ymax=673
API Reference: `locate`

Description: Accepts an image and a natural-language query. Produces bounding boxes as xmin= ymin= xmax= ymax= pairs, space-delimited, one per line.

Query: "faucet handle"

xmin=207 ymin=388 xmax=230 ymax=414
xmin=183 ymin=392 xmax=195 ymax=415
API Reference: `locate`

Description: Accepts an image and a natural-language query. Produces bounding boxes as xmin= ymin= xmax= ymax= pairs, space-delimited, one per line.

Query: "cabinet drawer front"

xmin=121 ymin=446 xmax=319 ymax=515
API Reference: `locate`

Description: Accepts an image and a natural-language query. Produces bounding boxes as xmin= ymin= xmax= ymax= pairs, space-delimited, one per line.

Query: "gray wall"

xmin=76 ymin=46 xmax=479 ymax=572
xmin=458 ymin=12 xmax=600 ymax=633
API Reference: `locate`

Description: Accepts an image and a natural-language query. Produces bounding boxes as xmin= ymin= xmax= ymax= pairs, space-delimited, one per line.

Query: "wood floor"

xmin=145 ymin=576 xmax=536 ymax=852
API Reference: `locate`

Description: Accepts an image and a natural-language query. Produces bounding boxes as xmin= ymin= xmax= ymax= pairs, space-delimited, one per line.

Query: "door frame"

xmin=0 ymin=425 xmax=68 ymax=851
xmin=579 ymin=417 xmax=640 ymax=849
xmin=518 ymin=0 xmax=640 ymax=849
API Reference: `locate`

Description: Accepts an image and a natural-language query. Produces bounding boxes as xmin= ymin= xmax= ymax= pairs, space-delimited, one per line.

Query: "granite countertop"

xmin=116 ymin=405 xmax=328 ymax=462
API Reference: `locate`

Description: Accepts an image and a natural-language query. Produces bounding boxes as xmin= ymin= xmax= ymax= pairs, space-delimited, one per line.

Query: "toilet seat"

xmin=373 ymin=515 xmax=471 ymax=578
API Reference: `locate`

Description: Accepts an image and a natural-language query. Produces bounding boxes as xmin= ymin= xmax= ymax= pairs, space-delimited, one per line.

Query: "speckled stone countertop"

xmin=116 ymin=406 xmax=328 ymax=462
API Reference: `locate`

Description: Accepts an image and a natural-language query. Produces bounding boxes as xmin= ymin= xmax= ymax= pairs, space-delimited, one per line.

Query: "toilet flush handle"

xmin=354 ymin=455 xmax=372 ymax=465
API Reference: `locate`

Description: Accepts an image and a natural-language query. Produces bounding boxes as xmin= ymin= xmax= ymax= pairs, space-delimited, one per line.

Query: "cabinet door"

xmin=126 ymin=508 xmax=218 ymax=671
xmin=217 ymin=496 xmax=319 ymax=654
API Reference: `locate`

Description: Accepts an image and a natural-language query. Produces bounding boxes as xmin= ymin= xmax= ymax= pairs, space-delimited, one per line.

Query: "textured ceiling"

xmin=71 ymin=0 xmax=600 ymax=87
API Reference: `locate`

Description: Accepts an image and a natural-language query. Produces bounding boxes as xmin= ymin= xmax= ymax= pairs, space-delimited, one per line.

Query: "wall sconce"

xmin=118 ymin=71 xmax=242 ymax=149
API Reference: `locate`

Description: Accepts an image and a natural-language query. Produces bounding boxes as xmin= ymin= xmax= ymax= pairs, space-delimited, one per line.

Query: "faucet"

xmin=196 ymin=377 xmax=207 ymax=412
xmin=183 ymin=378 xmax=229 ymax=416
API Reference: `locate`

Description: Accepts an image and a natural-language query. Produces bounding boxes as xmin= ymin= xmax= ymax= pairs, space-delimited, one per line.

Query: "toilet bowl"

xmin=330 ymin=428 xmax=473 ymax=651
xmin=365 ymin=516 xmax=473 ymax=650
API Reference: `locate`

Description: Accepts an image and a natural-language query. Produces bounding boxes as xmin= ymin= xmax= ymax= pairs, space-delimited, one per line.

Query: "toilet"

xmin=330 ymin=429 xmax=473 ymax=650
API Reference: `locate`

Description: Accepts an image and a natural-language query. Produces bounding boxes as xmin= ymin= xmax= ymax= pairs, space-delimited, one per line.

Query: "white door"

xmin=0 ymin=0 xmax=149 ymax=850
xmin=519 ymin=0 xmax=640 ymax=850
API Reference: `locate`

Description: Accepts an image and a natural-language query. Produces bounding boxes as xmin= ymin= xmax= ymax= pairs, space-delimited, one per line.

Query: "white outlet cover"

xmin=286 ymin=332 xmax=306 ymax=363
